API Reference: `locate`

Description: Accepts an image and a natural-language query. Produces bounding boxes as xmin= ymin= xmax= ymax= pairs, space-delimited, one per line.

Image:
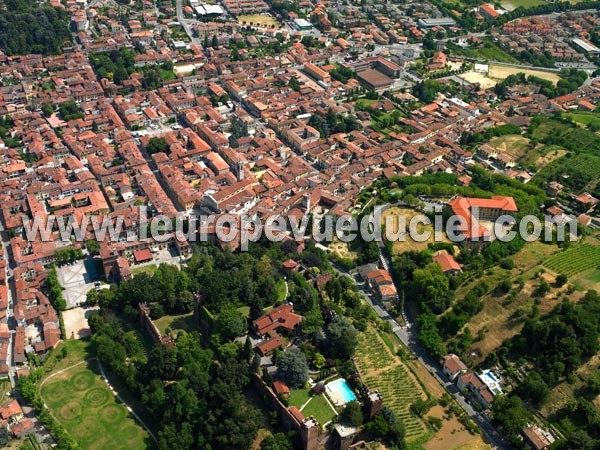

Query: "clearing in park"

xmin=39 ymin=357 xmax=152 ymax=450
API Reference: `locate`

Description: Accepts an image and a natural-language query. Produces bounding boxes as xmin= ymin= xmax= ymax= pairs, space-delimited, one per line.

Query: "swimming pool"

xmin=325 ymin=379 xmax=357 ymax=406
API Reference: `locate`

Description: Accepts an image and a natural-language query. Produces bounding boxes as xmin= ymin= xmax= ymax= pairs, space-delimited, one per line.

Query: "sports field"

xmin=488 ymin=65 xmax=561 ymax=85
xmin=237 ymin=14 xmax=280 ymax=28
xmin=39 ymin=359 xmax=152 ymax=450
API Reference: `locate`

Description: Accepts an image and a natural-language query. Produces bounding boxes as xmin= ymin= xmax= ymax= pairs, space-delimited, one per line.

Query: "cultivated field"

xmin=40 ymin=359 xmax=152 ymax=450
xmin=543 ymin=243 xmax=600 ymax=278
xmin=488 ymin=65 xmax=561 ymax=85
xmin=355 ymin=327 xmax=428 ymax=441
xmin=356 ymin=326 xmax=487 ymax=448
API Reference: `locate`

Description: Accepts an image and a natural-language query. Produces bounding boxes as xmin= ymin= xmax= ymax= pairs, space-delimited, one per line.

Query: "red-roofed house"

xmin=442 ymin=353 xmax=467 ymax=381
xmin=252 ymin=304 xmax=304 ymax=337
xmin=447 ymin=195 xmax=517 ymax=246
xmin=133 ymin=248 xmax=153 ymax=263
xmin=433 ymin=253 xmax=462 ymax=274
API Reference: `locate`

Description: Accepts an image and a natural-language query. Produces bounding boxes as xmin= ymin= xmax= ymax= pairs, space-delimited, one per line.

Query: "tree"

xmin=365 ymin=407 xmax=405 ymax=447
xmin=277 ymin=348 xmax=309 ymax=387
xmin=323 ymin=317 xmax=358 ymax=359
xmin=491 ymin=395 xmax=529 ymax=439
xmin=410 ymin=398 xmax=432 ymax=417
xmin=260 ymin=433 xmax=293 ymax=450
xmin=313 ymin=352 xmax=326 ymax=369
xmin=147 ymin=137 xmax=169 ymax=155
xmin=41 ymin=103 xmax=54 ymax=117
xmin=411 ymin=263 xmax=454 ymax=314
xmin=340 ymin=401 xmax=363 ymax=426
xmin=556 ymin=273 xmax=568 ymax=287
xmin=515 ymin=371 xmax=549 ymax=406
xmin=86 ymin=239 xmax=100 ymax=256
xmin=534 ymin=280 xmax=551 ymax=297
xmin=216 ymin=305 xmax=247 ymax=341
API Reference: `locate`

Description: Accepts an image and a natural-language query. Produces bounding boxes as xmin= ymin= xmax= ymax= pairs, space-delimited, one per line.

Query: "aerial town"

xmin=0 ymin=0 xmax=599 ymax=448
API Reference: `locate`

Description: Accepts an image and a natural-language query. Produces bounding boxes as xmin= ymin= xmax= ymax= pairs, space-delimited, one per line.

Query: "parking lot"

xmin=56 ymin=259 xmax=103 ymax=309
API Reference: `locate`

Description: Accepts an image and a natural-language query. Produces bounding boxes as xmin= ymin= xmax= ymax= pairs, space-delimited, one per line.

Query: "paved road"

xmin=175 ymin=0 xmax=203 ymax=46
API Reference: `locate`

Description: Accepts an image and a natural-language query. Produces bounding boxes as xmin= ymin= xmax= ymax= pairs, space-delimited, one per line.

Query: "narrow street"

xmin=0 ymin=220 xmax=17 ymax=388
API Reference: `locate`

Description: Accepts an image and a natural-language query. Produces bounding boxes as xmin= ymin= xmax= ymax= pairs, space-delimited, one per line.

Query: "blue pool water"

xmin=326 ymin=379 xmax=357 ymax=404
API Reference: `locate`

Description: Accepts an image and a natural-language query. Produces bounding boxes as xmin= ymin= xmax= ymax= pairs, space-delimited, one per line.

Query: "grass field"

xmin=459 ymin=71 xmax=497 ymax=89
xmin=40 ymin=359 xmax=152 ymax=450
xmin=488 ymin=134 xmax=531 ymax=160
xmin=565 ymin=111 xmax=600 ymax=128
xmin=153 ymin=312 xmax=196 ymax=335
xmin=237 ymin=14 xmax=280 ymax=28
xmin=131 ymin=264 xmax=158 ymax=276
xmin=543 ymin=243 xmax=600 ymax=278
xmin=301 ymin=394 xmax=337 ymax=425
xmin=383 ymin=207 xmax=451 ymax=255
xmin=500 ymin=0 xmax=545 ymax=10
xmin=450 ymin=42 xmax=519 ymax=64
xmin=288 ymin=388 xmax=311 ymax=408
xmin=456 ymin=241 xmax=563 ymax=364
xmin=488 ymin=65 xmax=561 ymax=85
xmin=288 ymin=388 xmax=337 ymax=425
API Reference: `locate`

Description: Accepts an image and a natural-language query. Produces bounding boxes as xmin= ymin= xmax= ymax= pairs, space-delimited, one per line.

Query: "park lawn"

xmin=41 ymin=339 xmax=95 ymax=377
xmin=153 ymin=312 xmax=197 ymax=335
xmin=565 ymin=111 xmax=600 ymax=128
xmin=288 ymin=388 xmax=311 ymax=408
xmin=131 ymin=264 xmax=158 ymax=276
xmin=301 ymin=395 xmax=337 ymax=425
xmin=39 ymin=359 xmax=153 ymax=450
xmin=451 ymin=41 xmax=519 ymax=64
xmin=0 ymin=379 xmax=11 ymax=406
xmin=500 ymin=0 xmax=545 ymax=9
xmin=275 ymin=279 xmax=287 ymax=302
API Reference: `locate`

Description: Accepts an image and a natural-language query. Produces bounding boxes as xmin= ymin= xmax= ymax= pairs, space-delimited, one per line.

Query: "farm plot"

xmin=544 ymin=244 xmax=600 ymax=278
xmin=355 ymin=327 xmax=428 ymax=441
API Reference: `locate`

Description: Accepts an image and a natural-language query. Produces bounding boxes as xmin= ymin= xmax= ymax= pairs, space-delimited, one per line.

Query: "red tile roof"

xmin=433 ymin=253 xmax=462 ymax=273
xmin=252 ymin=304 xmax=303 ymax=336
xmin=133 ymin=248 xmax=153 ymax=263
xmin=448 ymin=196 xmax=517 ymax=239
